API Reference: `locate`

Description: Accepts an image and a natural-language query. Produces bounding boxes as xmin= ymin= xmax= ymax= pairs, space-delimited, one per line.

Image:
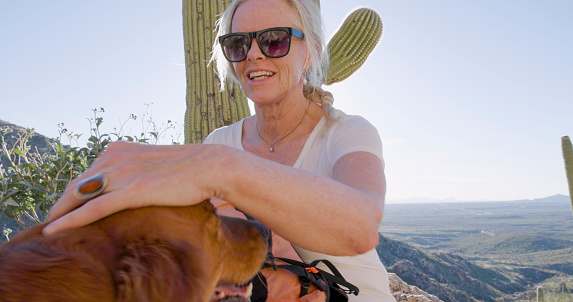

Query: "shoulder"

xmin=203 ymin=119 xmax=245 ymax=145
xmin=324 ymin=108 xmax=383 ymax=164
xmin=327 ymin=108 xmax=381 ymax=143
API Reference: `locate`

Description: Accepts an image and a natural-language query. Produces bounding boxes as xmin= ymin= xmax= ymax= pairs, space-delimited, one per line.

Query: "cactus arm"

xmin=326 ymin=7 xmax=383 ymax=85
xmin=562 ymin=136 xmax=573 ymax=215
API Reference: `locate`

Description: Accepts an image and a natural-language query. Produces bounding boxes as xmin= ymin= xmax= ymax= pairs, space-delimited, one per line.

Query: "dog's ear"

xmin=115 ymin=237 xmax=208 ymax=302
xmin=0 ymin=227 xmax=115 ymax=302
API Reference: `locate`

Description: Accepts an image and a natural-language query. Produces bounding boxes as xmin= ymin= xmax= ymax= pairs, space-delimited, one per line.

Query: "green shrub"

xmin=1 ymin=107 xmax=180 ymax=238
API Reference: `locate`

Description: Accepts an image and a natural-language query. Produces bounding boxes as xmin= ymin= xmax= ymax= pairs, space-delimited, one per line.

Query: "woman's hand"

xmin=42 ymin=141 xmax=230 ymax=235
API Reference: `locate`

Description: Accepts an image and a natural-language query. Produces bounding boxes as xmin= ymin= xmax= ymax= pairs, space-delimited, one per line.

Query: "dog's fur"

xmin=0 ymin=201 xmax=268 ymax=302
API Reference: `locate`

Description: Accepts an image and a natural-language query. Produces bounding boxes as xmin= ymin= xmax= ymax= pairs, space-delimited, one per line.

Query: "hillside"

xmin=377 ymin=235 xmax=515 ymax=302
xmin=0 ymin=119 xmax=55 ymax=169
xmin=376 ymin=234 xmax=573 ymax=302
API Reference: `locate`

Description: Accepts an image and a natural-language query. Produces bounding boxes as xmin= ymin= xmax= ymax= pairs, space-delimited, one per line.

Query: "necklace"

xmin=255 ymin=102 xmax=310 ymax=152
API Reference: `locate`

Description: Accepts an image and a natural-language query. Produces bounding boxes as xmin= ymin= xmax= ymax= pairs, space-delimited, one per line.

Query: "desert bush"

xmin=0 ymin=107 xmax=180 ymax=236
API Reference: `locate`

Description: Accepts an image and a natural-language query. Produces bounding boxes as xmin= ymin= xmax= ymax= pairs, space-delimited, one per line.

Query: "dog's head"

xmin=0 ymin=201 xmax=268 ymax=302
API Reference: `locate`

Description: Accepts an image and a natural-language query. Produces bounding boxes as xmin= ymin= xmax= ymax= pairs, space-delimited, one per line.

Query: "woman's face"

xmin=231 ymin=0 xmax=309 ymax=106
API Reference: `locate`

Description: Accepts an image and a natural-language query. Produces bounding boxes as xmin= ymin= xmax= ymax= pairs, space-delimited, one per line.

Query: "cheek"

xmin=277 ymin=62 xmax=303 ymax=91
xmin=277 ymin=65 xmax=290 ymax=91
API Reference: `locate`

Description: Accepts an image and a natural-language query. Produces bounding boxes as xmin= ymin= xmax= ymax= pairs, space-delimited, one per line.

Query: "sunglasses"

xmin=219 ymin=27 xmax=305 ymax=62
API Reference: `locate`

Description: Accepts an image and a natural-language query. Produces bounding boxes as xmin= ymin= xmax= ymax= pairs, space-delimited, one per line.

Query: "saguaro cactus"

xmin=536 ymin=286 xmax=545 ymax=302
xmin=562 ymin=136 xmax=573 ymax=215
xmin=183 ymin=0 xmax=383 ymax=143
xmin=183 ymin=0 xmax=250 ymax=143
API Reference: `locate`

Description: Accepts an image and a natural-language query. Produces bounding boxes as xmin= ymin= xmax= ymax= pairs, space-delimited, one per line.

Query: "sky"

xmin=1 ymin=1 xmax=572 ymax=203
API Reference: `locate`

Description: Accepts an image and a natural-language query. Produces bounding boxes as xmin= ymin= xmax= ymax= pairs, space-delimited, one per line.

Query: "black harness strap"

xmin=238 ymin=210 xmax=359 ymax=300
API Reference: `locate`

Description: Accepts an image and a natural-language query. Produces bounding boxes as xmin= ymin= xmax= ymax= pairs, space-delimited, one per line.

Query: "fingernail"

xmin=42 ymin=223 xmax=55 ymax=236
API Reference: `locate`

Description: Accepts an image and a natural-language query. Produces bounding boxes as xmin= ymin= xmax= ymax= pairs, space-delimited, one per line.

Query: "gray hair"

xmin=211 ymin=0 xmax=335 ymax=122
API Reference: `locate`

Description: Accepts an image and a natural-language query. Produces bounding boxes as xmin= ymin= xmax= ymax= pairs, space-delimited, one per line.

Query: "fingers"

xmin=73 ymin=173 xmax=108 ymax=200
xmin=47 ymin=176 xmax=101 ymax=222
xmin=48 ymin=173 xmax=111 ymax=222
xmin=43 ymin=191 xmax=126 ymax=236
xmin=47 ymin=142 xmax=165 ymax=221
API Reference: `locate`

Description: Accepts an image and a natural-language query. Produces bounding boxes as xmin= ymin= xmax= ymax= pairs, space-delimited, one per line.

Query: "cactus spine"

xmin=182 ymin=1 xmax=383 ymax=141
xmin=183 ymin=0 xmax=250 ymax=143
xmin=327 ymin=7 xmax=383 ymax=85
xmin=562 ymin=136 xmax=573 ymax=215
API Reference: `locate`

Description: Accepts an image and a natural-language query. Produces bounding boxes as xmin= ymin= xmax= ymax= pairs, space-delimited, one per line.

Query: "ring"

xmin=73 ymin=173 xmax=108 ymax=200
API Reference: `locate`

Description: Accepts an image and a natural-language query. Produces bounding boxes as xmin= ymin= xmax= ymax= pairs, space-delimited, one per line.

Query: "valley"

xmin=377 ymin=196 xmax=573 ymax=301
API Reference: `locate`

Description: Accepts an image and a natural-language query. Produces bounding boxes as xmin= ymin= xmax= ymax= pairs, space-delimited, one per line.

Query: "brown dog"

xmin=0 ymin=200 xmax=268 ymax=302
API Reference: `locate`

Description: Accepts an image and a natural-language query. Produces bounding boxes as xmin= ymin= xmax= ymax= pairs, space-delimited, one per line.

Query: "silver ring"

xmin=73 ymin=173 xmax=108 ymax=200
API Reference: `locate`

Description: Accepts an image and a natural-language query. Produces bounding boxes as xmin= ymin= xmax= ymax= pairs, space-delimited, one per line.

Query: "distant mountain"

xmin=527 ymin=194 xmax=571 ymax=202
xmin=386 ymin=197 xmax=463 ymax=204
xmin=387 ymin=194 xmax=571 ymax=204
xmin=0 ymin=119 xmax=55 ymax=169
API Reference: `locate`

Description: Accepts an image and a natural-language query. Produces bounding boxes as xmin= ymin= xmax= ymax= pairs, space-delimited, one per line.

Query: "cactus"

xmin=536 ymin=286 xmax=545 ymax=302
xmin=183 ymin=0 xmax=250 ymax=143
xmin=562 ymin=136 xmax=573 ymax=215
xmin=326 ymin=7 xmax=383 ymax=85
xmin=183 ymin=0 xmax=383 ymax=142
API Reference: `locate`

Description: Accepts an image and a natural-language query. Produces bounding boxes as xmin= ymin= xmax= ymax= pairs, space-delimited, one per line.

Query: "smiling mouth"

xmin=249 ymin=71 xmax=275 ymax=81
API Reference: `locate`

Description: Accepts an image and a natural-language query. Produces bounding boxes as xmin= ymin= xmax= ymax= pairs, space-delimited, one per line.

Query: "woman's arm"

xmin=220 ymin=147 xmax=385 ymax=256
xmin=44 ymin=141 xmax=385 ymax=256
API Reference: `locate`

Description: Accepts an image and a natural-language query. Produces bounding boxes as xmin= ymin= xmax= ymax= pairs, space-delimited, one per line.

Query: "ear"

xmin=115 ymin=238 xmax=208 ymax=302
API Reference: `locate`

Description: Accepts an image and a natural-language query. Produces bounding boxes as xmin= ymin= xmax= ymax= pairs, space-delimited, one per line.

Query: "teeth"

xmin=245 ymin=283 xmax=253 ymax=298
xmin=217 ymin=292 xmax=226 ymax=299
xmin=249 ymin=71 xmax=274 ymax=80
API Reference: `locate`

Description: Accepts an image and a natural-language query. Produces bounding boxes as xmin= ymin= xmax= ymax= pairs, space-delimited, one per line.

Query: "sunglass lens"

xmin=259 ymin=30 xmax=290 ymax=58
xmin=221 ymin=35 xmax=250 ymax=61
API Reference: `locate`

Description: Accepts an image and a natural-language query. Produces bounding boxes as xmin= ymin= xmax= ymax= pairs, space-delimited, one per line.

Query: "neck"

xmin=254 ymin=98 xmax=310 ymax=152
xmin=254 ymin=95 xmax=310 ymax=141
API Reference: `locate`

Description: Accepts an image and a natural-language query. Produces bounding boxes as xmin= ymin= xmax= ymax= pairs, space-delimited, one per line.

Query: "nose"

xmin=246 ymin=37 xmax=265 ymax=61
xmin=248 ymin=220 xmax=272 ymax=252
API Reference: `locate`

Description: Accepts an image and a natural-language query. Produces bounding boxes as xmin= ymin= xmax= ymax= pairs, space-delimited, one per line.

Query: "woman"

xmin=44 ymin=0 xmax=394 ymax=301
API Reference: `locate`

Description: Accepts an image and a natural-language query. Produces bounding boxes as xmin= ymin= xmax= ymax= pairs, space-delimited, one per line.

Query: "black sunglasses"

xmin=219 ymin=27 xmax=305 ymax=62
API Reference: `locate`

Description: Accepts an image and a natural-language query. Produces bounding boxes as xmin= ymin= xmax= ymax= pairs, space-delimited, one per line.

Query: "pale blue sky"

xmin=1 ymin=1 xmax=572 ymax=202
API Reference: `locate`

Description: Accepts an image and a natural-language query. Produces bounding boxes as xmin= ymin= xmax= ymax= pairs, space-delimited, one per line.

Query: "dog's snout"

xmin=249 ymin=220 xmax=272 ymax=250
xmin=249 ymin=221 xmax=270 ymax=240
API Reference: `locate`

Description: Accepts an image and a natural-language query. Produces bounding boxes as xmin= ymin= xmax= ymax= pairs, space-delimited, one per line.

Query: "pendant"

xmin=269 ymin=147 xmax=274 ymax=152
